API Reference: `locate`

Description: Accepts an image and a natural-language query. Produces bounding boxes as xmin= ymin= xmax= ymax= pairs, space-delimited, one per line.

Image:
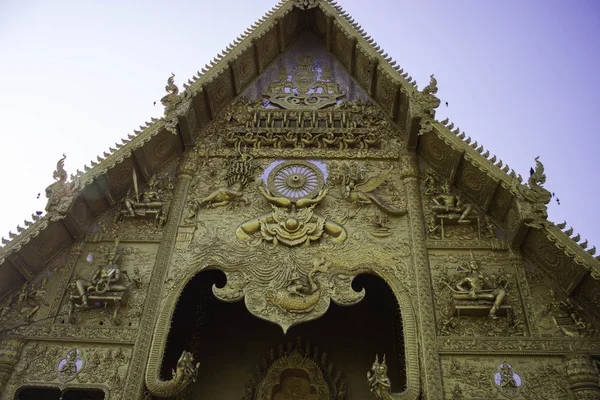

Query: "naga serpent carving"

xmin=266 ymin=258 xmax=330 ymax=312
xmin=145 ymin=350 xmax=199 ymax=397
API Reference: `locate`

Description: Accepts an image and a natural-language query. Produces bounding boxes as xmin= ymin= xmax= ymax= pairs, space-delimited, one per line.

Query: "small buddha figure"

xmin=431 ymin=182 xmax=472 ymax=223
xmin=452 ymin=258 xmax=506 ymax=319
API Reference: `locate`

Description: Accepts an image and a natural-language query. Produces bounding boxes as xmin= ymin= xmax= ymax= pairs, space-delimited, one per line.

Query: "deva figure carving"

xmin=444 ymin=253 xmax=508 ymax=319
xmin=367 ymin=355 xmax=394 ymax=400
xmin=68 ymin=238 xmax=130 ymax=324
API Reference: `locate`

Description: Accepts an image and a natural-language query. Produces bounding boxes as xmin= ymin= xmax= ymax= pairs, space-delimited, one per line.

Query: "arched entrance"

xmin=156 ymin=270 xmax=407 ymax=399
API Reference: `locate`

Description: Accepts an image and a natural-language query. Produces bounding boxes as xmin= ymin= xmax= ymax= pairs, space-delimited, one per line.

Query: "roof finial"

xmin=293 ymin=0 xmax=319 ymax=10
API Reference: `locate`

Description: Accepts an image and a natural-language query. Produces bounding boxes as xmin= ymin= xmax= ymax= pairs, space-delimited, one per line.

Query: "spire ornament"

xmin=293 ymin=0 xmax=319 ymax=10
xmin=45 ymin=154 xmax=79 ymax=215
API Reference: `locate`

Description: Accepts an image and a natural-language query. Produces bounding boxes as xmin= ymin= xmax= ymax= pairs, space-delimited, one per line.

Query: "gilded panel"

xmin=525 ymin=261 xmax=598 ymax=339
xmin=429 ymin=250 xmax=526 ymax=337
xmin=522 ymin=228 xmax=587 ymax=294
xmin=80 ymin=183 xmax=109 ymax=218
xmin=487 ymin=183 xmax=513 ymax=223
xmin=313 ymin=6 xmax=328 ymax=40
xmin=441 ymin=355 xmax=572 ymax=399
xmin=19 ymin=222 xmax=73 ymax=273
xmin=331 ymin=22 xmax=354 ymax=70
xmin=67 ymin=195 xmax=95 ymax=234
xmin=573 ymin=275 xmax=600 ymax=323
xmin=140 ymin=129 xmax=182 ymax=172
xmin=4 ymin=342 xmax=132 ymax=399
xmin=255 ymin=28 xmax=280 ymax=72
xmin=374 ymin=66 xmax=398 ymax=118
xmin=57 ymin=240 xmax=158 ymax=328
xmin=354 ymin=45 xmax=374 ymax=91
xmin=418 ymin=130 xmax=462 ymax=182
xmin=230 ymin=47 xmax=257 ymax=92
xmin=456 ymin=158 xmax=498 ymax=208
xmin=104 ymin=158 xmax=136 ymax=200
xmin=281 ymin=8 xmax=304 ymax=48
xmin=191 ymin=92 xmax=212 ymax=129
xmin=0 ymin=261 xmax=26 ymax=302
xmin=205 ymin=68 xmax=235 ymax=117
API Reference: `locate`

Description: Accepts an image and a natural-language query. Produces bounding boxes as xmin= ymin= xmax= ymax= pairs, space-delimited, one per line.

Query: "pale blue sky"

xmin=1 ymin=0 xmax=598 ymax=248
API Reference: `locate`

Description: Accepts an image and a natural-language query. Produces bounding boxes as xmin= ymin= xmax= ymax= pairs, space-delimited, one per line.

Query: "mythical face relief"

xmin=236 ymin=160 xmax=347 ymax=247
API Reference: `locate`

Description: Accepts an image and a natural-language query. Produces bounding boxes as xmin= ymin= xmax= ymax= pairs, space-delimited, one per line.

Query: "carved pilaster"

xmin=398 ymin=154 xmax=444 ymax=399
xmin=565 ymin=354 xmax=600 ymax=400
xmin=50 ymin=239 xmax=84 ymax=320
xmin=0 ymin=338 xmax=25 ymax=393
xmin=511 ymin=251 xmax=538 ymax=337
xmin=122 ymin=151 xmax=199 ymax=400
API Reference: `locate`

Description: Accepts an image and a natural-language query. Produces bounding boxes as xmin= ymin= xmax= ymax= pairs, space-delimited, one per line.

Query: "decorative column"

xmin=122 ymin=151 xmax=199 ymax=400
xmin=565 ymin=354 xmax=600 ymax=400
xmin=398 ymin=154 xmax=444 ymax=399
xmin=0 ymin=338 xmax=25 ymax=393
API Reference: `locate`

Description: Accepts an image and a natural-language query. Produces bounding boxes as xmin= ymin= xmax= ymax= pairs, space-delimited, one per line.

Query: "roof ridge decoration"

xmin=294 ymin=0 xmax=318 ymax=9
xmin=433 ymin=116 xmax=600 ymax=271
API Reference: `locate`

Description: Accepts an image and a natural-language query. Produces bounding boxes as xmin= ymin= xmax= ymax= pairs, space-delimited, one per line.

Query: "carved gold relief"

xmin=263 ymin=54 xmax=345 ymax=110
xmin=114 ymin=170 xmax=172 ymax=227
xmin=243 ymin=338 xmax=346 ymax=400
xmin=236 ymin=160 xmax=347 ymax=248
xmin=213 ymin=256 xmax=364 ymax=332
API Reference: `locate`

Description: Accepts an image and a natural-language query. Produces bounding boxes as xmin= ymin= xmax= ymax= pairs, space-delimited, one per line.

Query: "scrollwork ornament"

xmin=213 ymin=257 xmax=365 ymax=332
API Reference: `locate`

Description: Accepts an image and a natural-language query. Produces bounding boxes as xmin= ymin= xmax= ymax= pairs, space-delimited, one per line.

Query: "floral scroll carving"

xmin=213 ymin=257 xmax=364 ymax=332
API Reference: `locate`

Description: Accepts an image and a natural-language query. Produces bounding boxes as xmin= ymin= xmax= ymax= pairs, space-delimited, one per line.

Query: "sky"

xmin=0 ymin=0 xmax=599 ymax=249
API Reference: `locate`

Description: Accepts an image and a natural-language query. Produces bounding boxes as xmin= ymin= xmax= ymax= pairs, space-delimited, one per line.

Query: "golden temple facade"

xmin=1 ymin=1 xmax=599 ymax=399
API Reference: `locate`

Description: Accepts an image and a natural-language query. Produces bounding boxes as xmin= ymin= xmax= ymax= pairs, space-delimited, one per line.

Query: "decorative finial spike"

xmin=565 ymin=227 xmax=574 ymax=236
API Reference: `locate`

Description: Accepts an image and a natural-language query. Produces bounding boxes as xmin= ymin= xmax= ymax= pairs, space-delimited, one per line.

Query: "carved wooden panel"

xmin=441 ymin=355 xmax=571 ymax=399
xmin=396 ymin=89 xmax=410 ymax=126
xmin=231 ymin=47 xmax=257 ymax=92
xmin=140 ymin=130 xmax=182 ymax=173
xmin=456 ymin=159 xmax=497 ymax=208
xmin=205 ymin=68 xmax=235 ymax=117
xmin=20 ymin=222 xmax=73 ymax=273
xmin=375 ymin=67 xmax=398 ymax=118
xmin=522 ymin=228 xmax=587 ymax=294
xmin=487 ymin=184 xmax=513 ymax=223
xmin=313 ymin=7 xmax=328 ymax=40
xmin=65 ymin=195 xmax=95 ymax=235
xmin=192 ymin=91 xmax=212 ymax=130
xmin=255 ymin=28 xmax=280 ymax=72
xmin=104 ymin=159 xmax=136 ymax=200
xmin=331 ymin=22 xmax=354 ymax=70
xmin=80 ymin=183 xmax=109 ymax=217
xmin=354 ymin=45 xmax=373 ymax=92
xmin=281 ymin=8 xmax=304 ymax=48
xmin=418 ymin=131 xmax=462 ymax=182
xmin=0 ymin=261 xmax=26 ymax=301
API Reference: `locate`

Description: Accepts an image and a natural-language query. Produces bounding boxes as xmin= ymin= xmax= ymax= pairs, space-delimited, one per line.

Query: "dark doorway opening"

xmin=163 ymin=270 xmax=405 ymax=399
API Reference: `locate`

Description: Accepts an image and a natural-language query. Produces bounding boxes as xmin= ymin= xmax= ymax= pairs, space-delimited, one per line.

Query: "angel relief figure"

xmin=342 ymin=166 xmax=406 ymax=216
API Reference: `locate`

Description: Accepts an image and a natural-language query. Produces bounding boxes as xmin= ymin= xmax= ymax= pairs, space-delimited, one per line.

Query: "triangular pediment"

xmin=0 ymin=0 xmax=598 ymax=324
